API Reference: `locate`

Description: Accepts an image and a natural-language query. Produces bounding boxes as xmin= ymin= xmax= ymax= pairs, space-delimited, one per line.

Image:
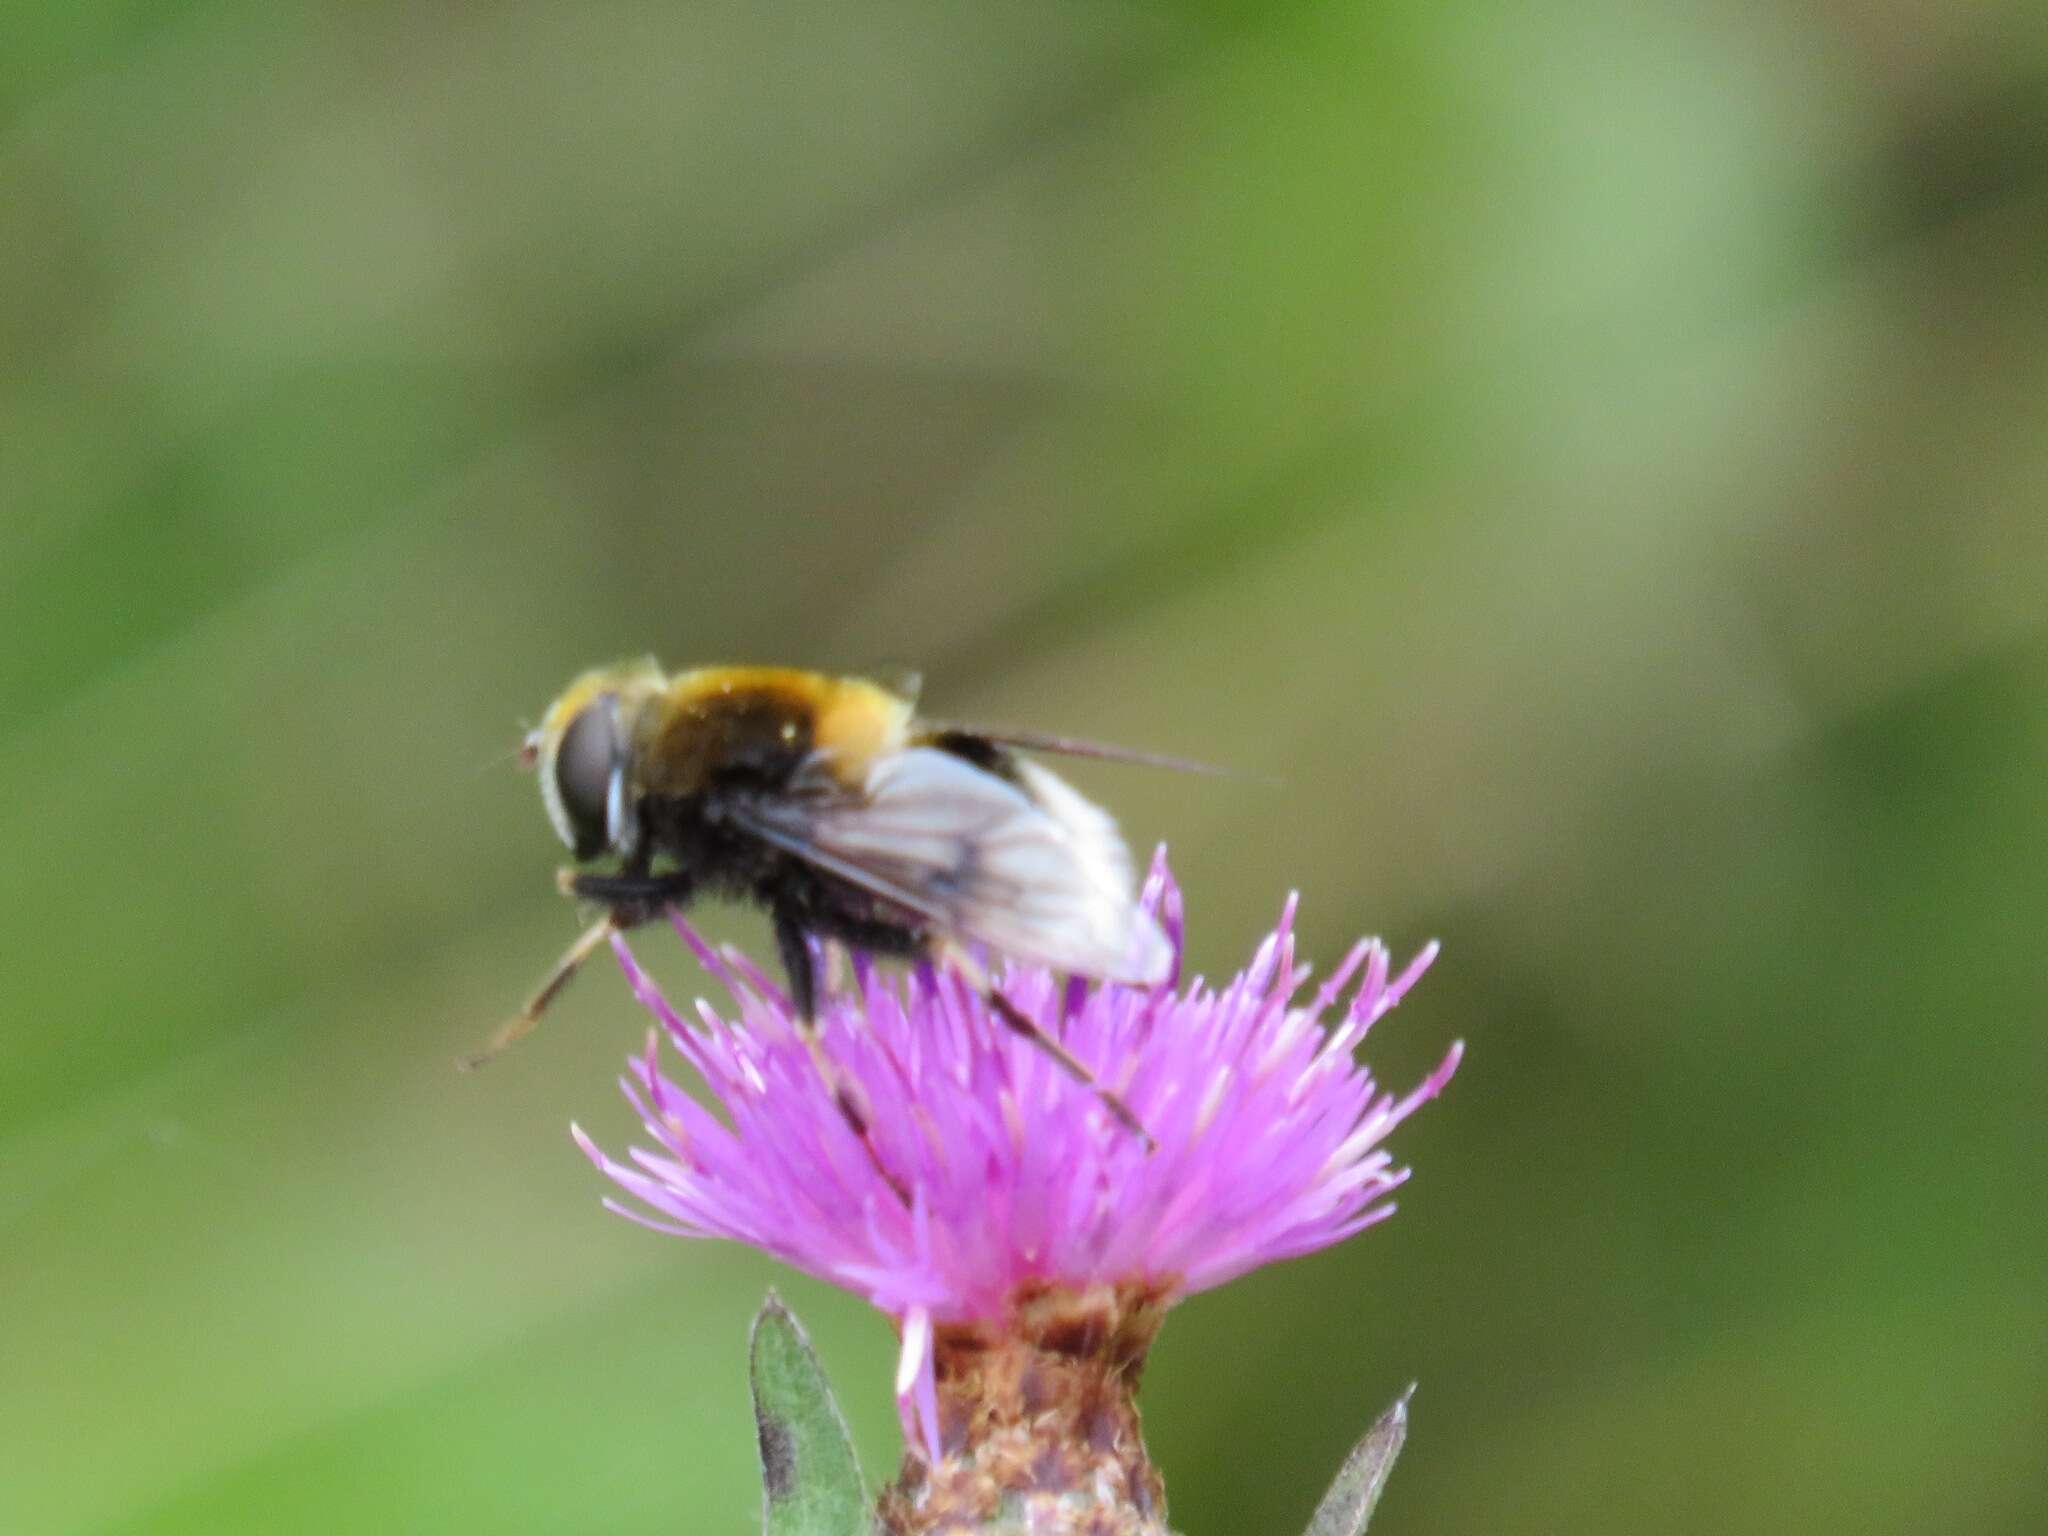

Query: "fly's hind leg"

xmin=771 ymin=906 xmax=912 ymax=1206
xmin=938 ymin=942 xmax=1157 ymax=1151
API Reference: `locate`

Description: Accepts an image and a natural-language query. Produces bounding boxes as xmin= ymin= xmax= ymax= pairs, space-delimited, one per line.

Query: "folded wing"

xmin=727 ymin=746 xmax=1171 ymax=985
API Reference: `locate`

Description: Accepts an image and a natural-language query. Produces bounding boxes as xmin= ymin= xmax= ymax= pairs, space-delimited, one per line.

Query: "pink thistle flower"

xmin=573 ymin=851 xmax=1459 ymax=1534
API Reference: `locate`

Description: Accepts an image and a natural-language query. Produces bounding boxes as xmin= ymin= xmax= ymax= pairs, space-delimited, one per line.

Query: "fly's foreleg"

xmin=461 ymin=914 xmax=621 ymax=1071
xmin=560 ymin=867 xmax=696 ymax=927
xmin=462 ymin=868 xmax=695 ymax=1072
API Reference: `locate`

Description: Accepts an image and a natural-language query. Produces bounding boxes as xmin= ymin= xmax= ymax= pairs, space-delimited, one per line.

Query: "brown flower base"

xmin=878 ymin=1281 xmax=1177 ymax=1536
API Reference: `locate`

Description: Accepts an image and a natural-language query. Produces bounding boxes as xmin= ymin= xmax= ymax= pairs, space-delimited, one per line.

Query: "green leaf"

xmin=749 ymin=1292 xmax=869 ymax=1536
xmin=1302 ymin=1384 xmax=1414 ymax=1536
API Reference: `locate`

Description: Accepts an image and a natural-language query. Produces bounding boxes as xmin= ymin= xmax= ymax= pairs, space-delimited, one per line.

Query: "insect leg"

xmin=938 ymin=942 xmax=1157 ymax=1152
xmin=771 ymin=905 xmax=912 ymax=1207
xmin=560 ymin=867 xmax=696 ymax=923
xmin=461 ymin=913 xmax=619 ymax=1071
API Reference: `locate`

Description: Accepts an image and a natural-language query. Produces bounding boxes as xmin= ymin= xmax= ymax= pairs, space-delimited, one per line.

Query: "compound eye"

xmin=553 ymin=700 xmax=619 ymax=858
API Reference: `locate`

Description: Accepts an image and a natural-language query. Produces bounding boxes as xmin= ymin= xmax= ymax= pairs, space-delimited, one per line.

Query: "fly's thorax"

xmin=636 ymin=667 xmax=915 ymax=801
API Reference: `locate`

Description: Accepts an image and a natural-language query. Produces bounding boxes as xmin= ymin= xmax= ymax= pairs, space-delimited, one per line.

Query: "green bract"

xmin=1303 ymin=1387 xmax=1413 ymax=1536
xmin=749 ymin=1295 xmax=868 ymax=1536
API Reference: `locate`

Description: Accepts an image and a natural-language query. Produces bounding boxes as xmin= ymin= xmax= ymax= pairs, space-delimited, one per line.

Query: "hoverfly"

xmin=473 ymin=661 xmax=1199 ymax=1160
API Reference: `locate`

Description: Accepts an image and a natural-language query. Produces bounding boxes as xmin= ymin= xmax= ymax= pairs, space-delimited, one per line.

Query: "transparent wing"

xmin=727 ymin=747 xmax=1170 ymax=985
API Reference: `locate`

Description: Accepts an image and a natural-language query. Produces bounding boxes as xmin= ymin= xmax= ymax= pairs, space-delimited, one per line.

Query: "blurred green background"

xmin=4 ymin=1 xmax=2046 ymax=1532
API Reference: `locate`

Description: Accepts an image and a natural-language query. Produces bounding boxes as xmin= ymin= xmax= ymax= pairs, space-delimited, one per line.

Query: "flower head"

xmin=574 ymin=851 xmax=1460 ymax=1471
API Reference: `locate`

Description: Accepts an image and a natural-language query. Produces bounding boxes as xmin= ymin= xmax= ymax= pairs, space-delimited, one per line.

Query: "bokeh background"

xmin=5 ymin=2 xmax=2046 ymax=1532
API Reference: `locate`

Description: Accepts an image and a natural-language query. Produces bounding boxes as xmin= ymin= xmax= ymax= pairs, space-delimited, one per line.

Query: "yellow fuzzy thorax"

xmin=663 ymin=664 xmax=915 ymax=780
